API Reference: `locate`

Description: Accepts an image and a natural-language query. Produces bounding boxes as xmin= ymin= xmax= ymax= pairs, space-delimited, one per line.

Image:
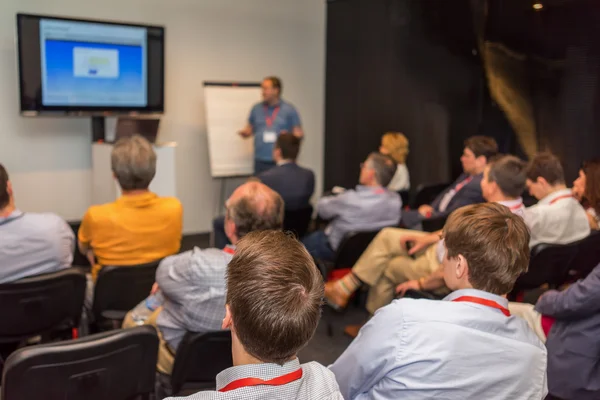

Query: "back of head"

xmin=488 ymin=155 xmax=527 ymax=198
xmin=227 ymin=182 xmax=284 ymax=238
xmin=368 ymin=152 xmax=397 ymax=187
xmin=443 ymin=203 xmax=530 ymax=295
xmin=582 ymin=158 xmax=600 ymax=215
xmin=276 ymin=133 xmax=301 ymax=161
xmin=111 ymin=134 xmax=157 ymax=190
xmin=0 ymin=164 xmax=9 ymax=209
xmin=526 ymin=152 xmax=565 ymax=185
xmin=381 ymin=132 xmax=409 ymax=164
xmin=226 ymin=230 xmax=324 ymax=365
xmin=464 ymin=136 xmax=499 ymax=161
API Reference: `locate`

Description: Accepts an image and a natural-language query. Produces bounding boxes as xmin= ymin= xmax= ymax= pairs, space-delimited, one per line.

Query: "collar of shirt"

xmin=354 ymin=185 xmax=385 ymax=194
xmin=276 ymin=159 xmax=294 ymax=167
xmin=443 ymin=288 xmax=509 ymax=311
xmin=263 ymin=99 xmax=283 ymax=109
xmin=116 ymin=192 xmax=159 ymax=207
xmin=0 ymin=209 xmax=23 ymax=222
xmin=538 ymin=188 xmax=573 ymax=206
xmin=216 ymin=358 xmax=301 ymax=391
xmin=496 ymin=197 xmax=524 ymax=210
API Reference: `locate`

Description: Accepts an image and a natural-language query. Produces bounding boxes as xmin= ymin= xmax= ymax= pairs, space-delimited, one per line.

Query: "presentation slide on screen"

xmin=40 ymin=19 xmax=148 ymax=107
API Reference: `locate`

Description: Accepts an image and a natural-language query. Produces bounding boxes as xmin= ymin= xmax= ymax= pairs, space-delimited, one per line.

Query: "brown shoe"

xmin=343 ymin=324 xmax=364 ymax=338
xmin=324 ymin=281 xmax=351 ymax=310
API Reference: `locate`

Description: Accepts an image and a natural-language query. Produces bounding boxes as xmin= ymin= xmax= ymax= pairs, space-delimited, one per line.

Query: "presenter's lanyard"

xmin=219 ymin=369 xmax=303 ymax=393
xmin=452 ymin=296 xmax=510 ymax=317
xmin=264 ymin=105 xmax=280 ymax=128
xmin=549 ymin=194 xmax=574 ymax=205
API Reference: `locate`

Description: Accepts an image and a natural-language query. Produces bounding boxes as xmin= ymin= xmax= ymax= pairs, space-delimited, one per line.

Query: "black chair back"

xmin=411 ymin=182 xmax=450 ymax=209
xmin=92 ymin=261 xmax=160 ymax=327
xmin=284 ymin=206 xmax=313 ymax=238
xmin=422 ymin=215 xmax=448 ymax=232
xmin=510 ymin=241 xmax=581 ymax=297
xmin=402 ymin=289 xmax=444 ymax=301
xmin=398 ymin=190 xmax=410 ymax=208
xmin=170 ymin=331 xmax=233 ymax=395
xmin=568 ymin=231 xmax=600 ymax=280
xmin=334 ymin=230 xmax=380 ymax=269
xmin=2 ymin=326 xmax=158 ymax=400
xmin=0 ymin=268 xmax=86 ymax=343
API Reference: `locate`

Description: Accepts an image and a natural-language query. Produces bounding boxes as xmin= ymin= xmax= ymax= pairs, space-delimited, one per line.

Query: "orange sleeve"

xmin=78 ymin=209 xmax=94 ymax=246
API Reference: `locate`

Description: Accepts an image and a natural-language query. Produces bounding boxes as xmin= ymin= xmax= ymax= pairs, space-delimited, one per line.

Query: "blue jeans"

xmin=212 ymin=215 xmax=231 ymax=249
xmin=254 ymin=159 xmax=276 ymax=175
xmin=302 ymin=230 xmax=336 ymax=262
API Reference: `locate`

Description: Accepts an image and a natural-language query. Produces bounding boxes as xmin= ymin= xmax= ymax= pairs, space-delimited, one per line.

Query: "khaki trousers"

xmin=508 ymin=302 xmax=546 ymax=343
xmin=122 ymin=307 xmax=175 ymax=374
xmin=351 ymin=228 xmax=443 ymax=314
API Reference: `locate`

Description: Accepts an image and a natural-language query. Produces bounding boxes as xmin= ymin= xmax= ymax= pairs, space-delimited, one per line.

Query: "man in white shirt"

xmin=331 ymin=203 xmax=548 ymax=400
xmin=523 ymin=152 xmax=590 ymax=247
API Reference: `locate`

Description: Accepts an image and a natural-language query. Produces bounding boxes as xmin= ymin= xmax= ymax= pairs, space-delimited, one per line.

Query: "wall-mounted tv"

xmin=16 ymin=13 xmax=165 ymax=116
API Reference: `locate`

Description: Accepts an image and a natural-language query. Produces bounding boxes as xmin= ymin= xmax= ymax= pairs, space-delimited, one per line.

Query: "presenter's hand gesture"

xmin=239 ymin=125 xmax=253 ymax=138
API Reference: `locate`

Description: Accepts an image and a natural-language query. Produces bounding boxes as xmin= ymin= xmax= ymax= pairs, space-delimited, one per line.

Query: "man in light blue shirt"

xmin=0 ymin=164 xmax=74 ymax=283
xmin=331 ymin=203 xmax=548 ymax=400
xmin=239 ymin=76 xmax=303 ymax=174
xmin=302 ymin=152 xmax=401 ymax=262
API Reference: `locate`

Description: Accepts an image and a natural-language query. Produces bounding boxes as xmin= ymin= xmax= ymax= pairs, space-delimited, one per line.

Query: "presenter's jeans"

xmin=302 ymin=230 xmax=336 ymax=262
xmin=254 ymin=159 xmax=276 ymax=175
xmin=212 ymin=216 xmax=231 ymax=249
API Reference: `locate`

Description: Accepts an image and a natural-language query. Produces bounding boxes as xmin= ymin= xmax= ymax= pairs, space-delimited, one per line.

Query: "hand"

xmin=399 ymin=233 xmax=438 ymax=255
xmin=418 ymin=204 xmax=434 ymax=218
xmin=151 ymin=282 xmax=159 ymax=295
xmin=238 ymin=127 xmax=252 ymax=138
xmin=396 ymin=280 xmax=421 ymax=296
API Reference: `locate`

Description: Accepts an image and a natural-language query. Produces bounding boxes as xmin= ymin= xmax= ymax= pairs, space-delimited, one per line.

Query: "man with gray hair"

xmin=122 ymin=181 xmax=284 ymax=378
xmin=302 ymin=152 xmax=401 ymax=262
xmin=78 ymin=135 xmax=182 ymax=304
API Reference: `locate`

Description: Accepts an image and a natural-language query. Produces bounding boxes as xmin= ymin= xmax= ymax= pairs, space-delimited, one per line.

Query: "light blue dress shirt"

xmin=248 ymin=100 xmax=301 ymax=162
xmin=331 ymin=288 xmax=548 ymax=400
xmin=0 ymin=209 xmax=74 ymax=283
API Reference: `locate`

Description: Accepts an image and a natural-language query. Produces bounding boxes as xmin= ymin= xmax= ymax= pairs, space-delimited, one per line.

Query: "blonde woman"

xmin=380 ymin=132 xmax=410 ymax=191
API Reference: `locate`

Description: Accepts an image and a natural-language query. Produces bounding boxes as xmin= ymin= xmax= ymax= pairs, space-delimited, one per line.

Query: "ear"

xmin=6 ymin=181 xmax=13 ymax=196
xmin=222 ymin=304 xmax=233 ymax=330
xmin=455 ymin=254 xmax=469 ymax=281
xmin=537 ymin=176 xmax=549 ymax=187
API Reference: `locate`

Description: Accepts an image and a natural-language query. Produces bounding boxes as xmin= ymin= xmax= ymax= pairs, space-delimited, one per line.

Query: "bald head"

xmin=225 ymin=181 xmax=284 ymax=242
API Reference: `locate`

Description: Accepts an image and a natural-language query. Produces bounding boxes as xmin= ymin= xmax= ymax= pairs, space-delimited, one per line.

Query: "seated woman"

xmin=379 ymin=132 xmax=410 ymax=192
xmin=573 ymin=158 xmax=600 ymax=230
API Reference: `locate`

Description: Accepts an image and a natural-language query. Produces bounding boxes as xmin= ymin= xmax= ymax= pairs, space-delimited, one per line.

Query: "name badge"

xmin=263 ymin=131 xmax=277 ymax=143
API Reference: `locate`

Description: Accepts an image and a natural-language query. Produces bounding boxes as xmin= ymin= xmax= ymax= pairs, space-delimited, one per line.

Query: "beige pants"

xmin=508 ymin=302 xmax=546 ymax=343
xmin=352 ymin=228 xmax=442 ymax=314
xmin=123 ymin=307 xmax=175 ymax=374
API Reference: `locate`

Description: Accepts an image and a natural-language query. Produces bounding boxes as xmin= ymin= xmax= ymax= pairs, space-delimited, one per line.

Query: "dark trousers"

xmin=254 ymin=159 xmax=276 ymax=175
xmin=302 ymin=230 xmax=336 ymax=262
xmin=212 ymin=216 xmax=230 ymax=249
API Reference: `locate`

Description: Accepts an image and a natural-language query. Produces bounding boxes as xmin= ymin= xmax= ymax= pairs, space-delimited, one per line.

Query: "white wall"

xmin=0 ymin=0 xmax=325 ymax=233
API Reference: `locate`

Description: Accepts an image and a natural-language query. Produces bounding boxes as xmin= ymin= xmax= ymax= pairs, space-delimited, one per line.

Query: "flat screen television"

xmin=16 ymin=13 xmax=165 ymax=116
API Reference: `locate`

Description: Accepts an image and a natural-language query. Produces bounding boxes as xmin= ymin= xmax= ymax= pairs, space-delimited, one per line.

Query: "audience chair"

xmin=411 ymin=182 xmax=450 ymax=209
xmin=401 ymin=289 xmax=444 ymax=301
xmin=284 ymin=206 xmax=313 ymax=239
xmin=92 ymin=260 xmax=161 ymax=331
xmin=567 ymin=231 xmax=600 ymax=280
xmin=509 ymin=241 xmax=581 ymax=301
xmin=0 ymin=268 xmax=86 ymax=345
xmin=157 ymin=331 xmax=233 ymax=398
xmin=398 ymin=190 xmax=410 ymax=207
xmin=1 ymin=325 xmax=158 ymax=400
xmin=422 ymin=215 xmax=448 ymax=232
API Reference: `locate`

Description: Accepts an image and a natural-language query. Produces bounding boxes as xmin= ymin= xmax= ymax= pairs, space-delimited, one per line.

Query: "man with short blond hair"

xmin=331 ymin=203 xmax=548 ymax=399
xmin=167 ymin=230 xmax=343 ymax=399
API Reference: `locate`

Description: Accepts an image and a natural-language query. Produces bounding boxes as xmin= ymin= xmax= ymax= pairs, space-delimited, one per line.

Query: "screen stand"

xmin=91 ymin=116 xmax=106 ymax=142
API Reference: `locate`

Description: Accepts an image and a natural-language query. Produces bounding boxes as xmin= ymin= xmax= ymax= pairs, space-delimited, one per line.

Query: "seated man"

xmin=166 ymin=230 xmax=343 ymax=399
xmin=212 ymin=133 xmax=315 ymax=248
xmin=401 ymin=135 xmax=498 ymax=228
xmin=325 ymin=155 xmax=525 ymax=319
xmin=524 ymin=152 xmax=590 ymax=247
xmin=302 ymin=152 xmax=401 ymax=262
xmin=123 ymin=182 xmax=284 ymax=375
xmin=331 ymin=203 xmax=548 ymax=400
xmin=0 ymin=163 xmax=74 ymax=283
xmin=78 ymin=135 xmax=182 ymax=304
xmin=509 ymin=262 xmax=600 ymax=400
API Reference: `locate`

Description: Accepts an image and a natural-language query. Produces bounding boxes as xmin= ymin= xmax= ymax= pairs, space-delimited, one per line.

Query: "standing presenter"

xmin=239 ymin=76 xmax=303 ymax=174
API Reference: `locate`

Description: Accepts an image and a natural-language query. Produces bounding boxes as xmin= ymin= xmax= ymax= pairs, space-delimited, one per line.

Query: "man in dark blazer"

xmin=400 ymin=136 xmax=498 ymax=228
xmin=212 ymin=134 xmax=314 ymax=248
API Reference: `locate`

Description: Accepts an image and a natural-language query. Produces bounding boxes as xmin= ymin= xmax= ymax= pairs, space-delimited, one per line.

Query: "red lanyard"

xmin=452 ymin=296 xmax=510 ymax=316
xmin=454 ymin=176 xmax=473 ymax=193
xmin=223 ymin=246 xmax=235 ymax=255
xmin=549 ymin=194 xmax=574 ymax=205
xmin=508 ymin=202 xmax=524 ymax=211
xmin=264 ymin=105 xmax=280 ymax=128
xmin=219 ymin=369 xmax=303 ymax=393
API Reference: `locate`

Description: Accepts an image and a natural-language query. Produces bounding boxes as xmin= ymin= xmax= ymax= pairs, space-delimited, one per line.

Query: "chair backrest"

xmin=334 ymin=230 xmax=380 ymax=269
xmin=92 ymin=261 xmax=160 ymax=323
xmin=283 ymin=206 xmax=313 ymax=239
xmin=411 ymin=182 xmax=450 ymax=209
xmin=0 ymin=268 xmax=86 ymax=342
xmin=422 ymin=215 xmax=448 ymax=232
xmin=512 ymin=241 xmax=581 ymax=294
xmin=2 ymin=326 xmax=158 ymax=400
xmin=170 ymin=331 xmax=233 ymax=395
xmin=568 ymin=231 xmax=600 ymax=280
xmin=398 ymin=190 xmax=410 ymax=207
